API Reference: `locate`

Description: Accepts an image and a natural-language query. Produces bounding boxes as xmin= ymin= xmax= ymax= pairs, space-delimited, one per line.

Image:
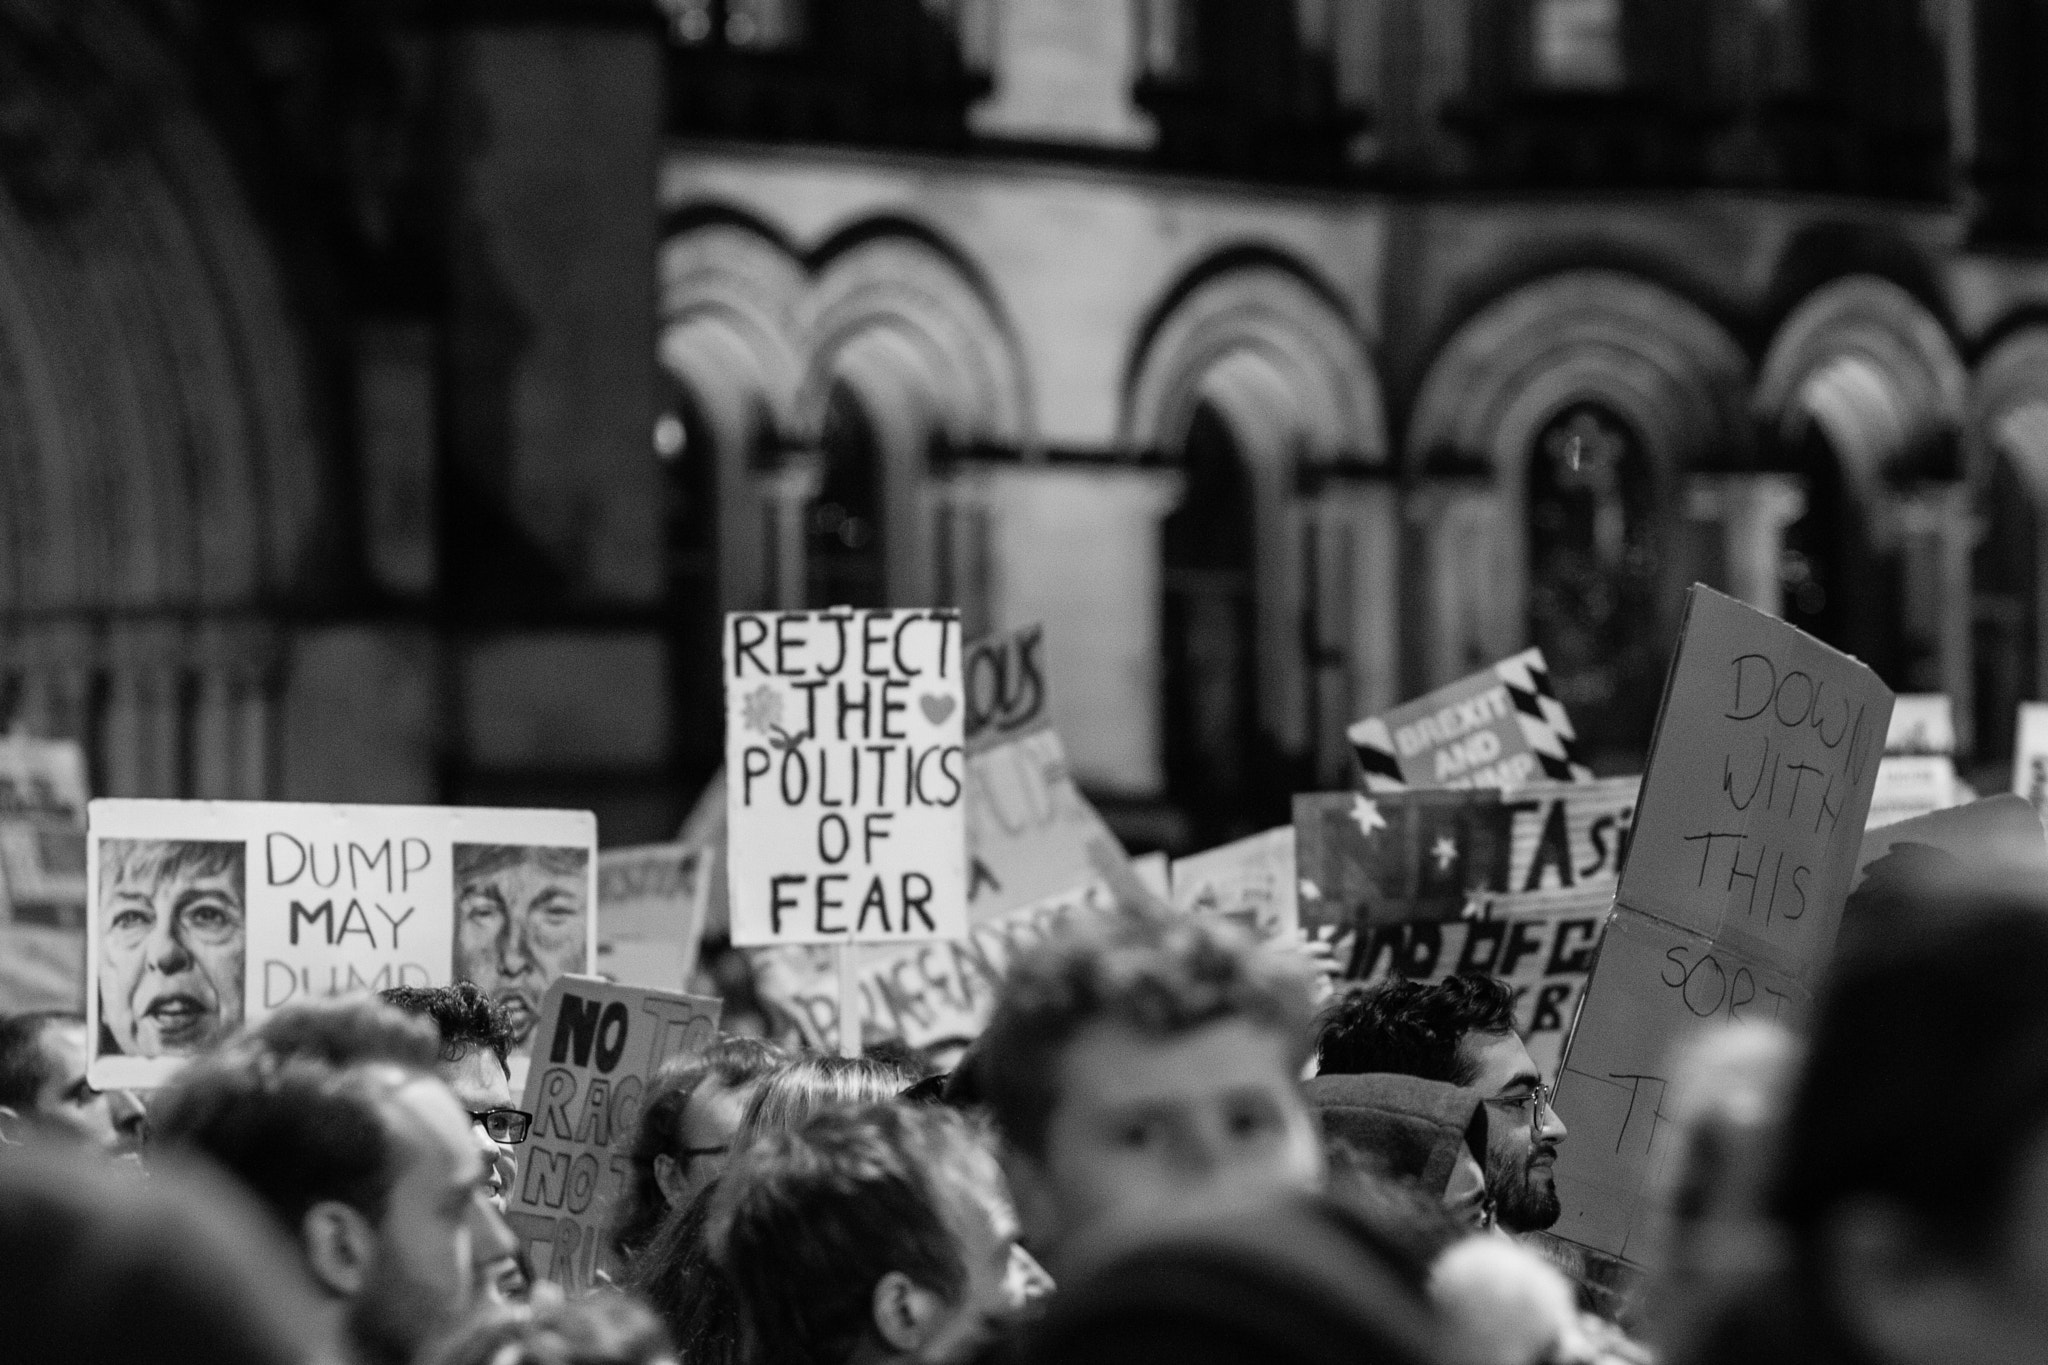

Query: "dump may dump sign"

xmin=725 ymin=609 xmax=967 ymax=947
xmin=507 ymin=976 xmax=720 ymax=1292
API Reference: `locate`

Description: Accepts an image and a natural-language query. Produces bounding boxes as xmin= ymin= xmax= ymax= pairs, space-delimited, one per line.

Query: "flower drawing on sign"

xmin=741 ymin=684 xmax=805 ymax=751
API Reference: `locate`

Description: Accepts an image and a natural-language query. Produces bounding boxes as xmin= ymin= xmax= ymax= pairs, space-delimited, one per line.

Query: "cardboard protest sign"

xmin=0 ymin=736 xmax=89 ymax=1012
xmin=596 ymin=843 xmax=711 ymax=991
xmin=2013 ymin=702 xmax=2048 ymax=822
xmin=1294 ymin=778 xmax=1637 ymax=975
xmin=505 ymin=976 xmax=720 ymax=1292
xmin=724 ymin=609 xmax=966 ymax=947
xmin=87 ymin=800 xmax=597 ymax=1089
xmin=1346 ymin=648 xmax=1592 ymax=791
xmin=1866 ymin=694 xmax=1962 ymax=830
xmin=752 ymin=882 xmax=1115 ymax=1053
xmin=1171 ymin=827 xmax=1299 ymax=941
xmin=965 ymin=623 xmax=1050 ymax=755
xmin=967 ymin=727 xmax=1130 ymax=919
xmin=1549 ymin=586 xmax=1891 ymax=1262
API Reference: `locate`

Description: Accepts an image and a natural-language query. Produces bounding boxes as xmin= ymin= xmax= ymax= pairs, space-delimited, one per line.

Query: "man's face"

xmin=348 ymin=1078 xmax=506 ymax=1365
xmin=1011 ymin=1018 xmax=1324 ymax=1264
xmin=441 ymin=1047 xmax=517 ymax=1206
xmin=99 ymin=858 xmax=244 ymax=1057
xmin=915 ymin=1176 xmax=1035 ymax=1365
xmin=11 ymin=1021 xmax=145 ymax=1153
xmin=1461 ymin=1029 xmax=1567 ymax=1233
xmin=454 ymin=859 xmax=586 ymax=1045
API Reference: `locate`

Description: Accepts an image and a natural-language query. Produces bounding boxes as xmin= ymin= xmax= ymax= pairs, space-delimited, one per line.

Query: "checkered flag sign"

xmin=1346 ymin=647 xmax=1591 ymax=791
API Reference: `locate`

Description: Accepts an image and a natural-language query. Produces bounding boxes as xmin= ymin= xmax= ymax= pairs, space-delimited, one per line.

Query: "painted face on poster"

xmin=88 ymin=799 xmax=596 ymax=1089
xmin=724 ymin=609 xmax=968 ymax=947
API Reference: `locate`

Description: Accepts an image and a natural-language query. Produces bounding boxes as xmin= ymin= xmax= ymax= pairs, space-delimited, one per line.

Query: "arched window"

xmin=808 ymin=382 xmax=886 ymax=609
xmin=1162 ymin=402 xmax=1266 ymax=842
xmin=1526 ymin=402 xmax=1661 ymax=761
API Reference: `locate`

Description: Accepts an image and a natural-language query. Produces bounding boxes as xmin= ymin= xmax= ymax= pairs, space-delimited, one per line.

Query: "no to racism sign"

xmin=724 ymin=609 xmax=967 ymax=947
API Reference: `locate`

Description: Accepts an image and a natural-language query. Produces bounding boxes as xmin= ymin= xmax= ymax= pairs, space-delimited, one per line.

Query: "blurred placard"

xmin=0 ymin=736 xmax=89 ymax=1013
xmin=1171 ymin=827 xmax=1298 ymax=941
xmin=1867 ymin=694 xmax=1961 ymax=830
xmin=1345 ymin=648 xmax=1591 ymax=791
xmin=88 ymin=799 xmax=596 ymax=1090
xmin=724 ymin=609 xmax=967 ymax=947
xmin=964 ymin=623 xmax=1050 ymax=755
xmin=1550 ymin=586 xmax=1891 ymax=1262
xmin=597 ymin=842 xmax=711 ymax=990
xmin=505 ymin=976 xmax=719 ymax=1292
xmin=2013 ymin=702 xmax=2048 ymax=821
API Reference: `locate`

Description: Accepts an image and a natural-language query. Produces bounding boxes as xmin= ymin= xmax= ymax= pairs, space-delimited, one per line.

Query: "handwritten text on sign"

xmin=506 ymin=977 xmax=720 ymax=1292
xmin=724 ymin=610 xmax=967 ymax=946
xmin=1549 ymin=587 xmax=1891 ymax=1262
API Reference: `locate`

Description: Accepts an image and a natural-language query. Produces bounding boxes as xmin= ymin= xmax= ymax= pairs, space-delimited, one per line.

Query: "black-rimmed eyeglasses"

xmin=470 ymin=1108 xmax=533 ymax=1145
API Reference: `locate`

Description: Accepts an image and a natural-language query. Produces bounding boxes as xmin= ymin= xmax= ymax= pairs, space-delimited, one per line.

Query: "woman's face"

xmin=1444 ymin=1146 xmax=1491 ymax=1230
xmin=99 ymin=856 xmax=245 ymax=1057
xmin=454 ymin=857 xmax=587 ymax=1045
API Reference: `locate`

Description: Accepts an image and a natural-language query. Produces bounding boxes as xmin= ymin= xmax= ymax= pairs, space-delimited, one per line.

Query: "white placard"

xmin=724 ymin=609 xmax=967 ymax=947
xmin=87 ymin=799 xmax=596 ymax=1089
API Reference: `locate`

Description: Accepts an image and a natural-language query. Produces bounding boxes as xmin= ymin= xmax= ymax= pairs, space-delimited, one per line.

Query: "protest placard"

xmin=86 ymin=799 xmax=597 ymax=1089
xmin=1548 ymin=586 xmax=1891 ymax=1262
xmin=1866 ymin=694 xmax=1962 ymax=830
xmin=2013 ymin=702 xmax=2048 ymax=822
xmin=1294 ymin=777 xmax=1637 ymax=975
xmin=967 ymin=727 xmax=1130 ymax=919
xmin=752 ymin=882 xmax=1115 ymax=1053
xmin=1170 ymin=827 xmax=1299 ymax=941
xmin=0 ymin=736 xmax=89 ymax=1012
xmin=504 ymin=975 xmax=720 ymax=1292
xmin=724 ymin=609 xmax=966 ymax=947
xmin=596 ymin=843 xmax=712 ymax=990
xmin=1346 ymin=648 xmax=1592 ymax=791
xmin=965 ymin=623 xmax=1050 ymax=755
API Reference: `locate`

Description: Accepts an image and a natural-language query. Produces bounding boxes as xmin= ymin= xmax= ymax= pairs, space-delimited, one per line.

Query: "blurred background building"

xmin=3 ymin=0 xmax=2047 ymax=852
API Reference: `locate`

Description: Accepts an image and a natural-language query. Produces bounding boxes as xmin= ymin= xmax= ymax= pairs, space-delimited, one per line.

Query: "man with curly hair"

xmin=382 ymin=982 xmax=523 ymax=1208
xmin=1316 ymin=974 xmax=1568 ymax=1234
xmin=970 ymin=907 xmax=1326 ymax=1268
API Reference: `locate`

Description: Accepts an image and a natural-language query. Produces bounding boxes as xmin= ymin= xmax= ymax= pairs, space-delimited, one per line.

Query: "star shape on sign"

xmin=1431 ymin=834 xmax=1460 ymax=873
xmin=1348 ymin=794 xmax=1387 ymax=838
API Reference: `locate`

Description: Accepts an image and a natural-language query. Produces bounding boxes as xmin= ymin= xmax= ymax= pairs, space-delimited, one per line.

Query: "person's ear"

xmin=870 ymin=1269 xmax=946 ymax=1354
xmin=300 ymin=1199 xmax=378 ymax=1299
xmin=654 ymin=1153 xmax=689 ymax=1209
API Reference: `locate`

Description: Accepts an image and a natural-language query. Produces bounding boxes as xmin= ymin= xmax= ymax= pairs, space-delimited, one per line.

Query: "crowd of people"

xmin=6 ymin=851 xmax=2048 ymax=1365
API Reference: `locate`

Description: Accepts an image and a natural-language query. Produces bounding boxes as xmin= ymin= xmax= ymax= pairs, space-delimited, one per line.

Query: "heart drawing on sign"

xmin=920 ymin=694 xmax=956 ymax=725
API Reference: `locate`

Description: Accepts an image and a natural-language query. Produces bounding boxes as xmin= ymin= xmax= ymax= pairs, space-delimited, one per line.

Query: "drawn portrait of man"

xmin=95 ymin=839 xmax=247 ymax=1058
xmin=451 ymin=843 xmax=590 ymax=1047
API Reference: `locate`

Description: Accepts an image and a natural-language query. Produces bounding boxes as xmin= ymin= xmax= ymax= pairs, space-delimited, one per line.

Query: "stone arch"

xmin=1405 ymin=270 xmax=1751 ymax=708
xmin=1966 ymin=327 xmax=2048 ymax=759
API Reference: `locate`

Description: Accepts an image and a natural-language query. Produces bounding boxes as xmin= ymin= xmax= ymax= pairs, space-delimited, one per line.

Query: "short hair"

xmin=732 ymin=1054 xmax=921 ymax=1154
xmin=246 ymin=997 xmax=442 ymax=1072
xmin=1774 ymin=869 xmax=2048 ymax=1260
xmin=421 ymin=1292 xmax=671 ymax=1365
xmin=98 ymin=839 xmax=244 ymax=891
xmin=973 ymin=908 xmax=1318 ymax=1159
xmin=1315 ymin=975 xmax=1520 ymax=1085
xmin=0 ymin=1011 xmax=75 ymax=1109
xmin=0 ymin=1146 xmax=324 ymax=1365
xmin=151 ymin=1051 xmax=422 ymax=1235
xmin=453 ymin=843 xmax=590 ymax=885
xmin=612 ymin=1036 xmax=788 ymax=1259
xmin=708 ymin=1104 xmax=1002 ymax=1365
xmin=380 ymin=981 xmax=518 ymax=1071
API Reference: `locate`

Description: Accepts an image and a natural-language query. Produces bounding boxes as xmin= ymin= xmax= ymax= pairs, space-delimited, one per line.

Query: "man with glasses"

xmin=382 ymin=982 xmax=527 ymax=1207
xmin=1315 ymin=973 xmax=1568 ymax=1234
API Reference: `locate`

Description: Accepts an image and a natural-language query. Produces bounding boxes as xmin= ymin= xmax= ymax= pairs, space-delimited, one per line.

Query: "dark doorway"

xmin=808 ymin=381 xmax=887 ymax=609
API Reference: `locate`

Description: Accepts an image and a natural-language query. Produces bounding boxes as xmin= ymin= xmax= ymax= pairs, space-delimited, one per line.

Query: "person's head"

xmin=152 ymin=1049 xmax=505 ymax=1365
xmin=731 ymin=1052 xmax=922 ymax=1154
xmin=1317 ymin=976 xmax=1566 ymax=1233
xmin=0 ymin=1011 xmax=145 ymax=1153
xmin=95 ymin=838 xmax=245 ymax=1057
xmin=452 ymin=843 xmax=589 ymax=1047
xmin=0 ymin=1145 xmax=325 ymax=1365
xmin=422 ymin=1292 xmax=674 ymax=1365
xmin=1769 ymin=868 xmax=2048 ymax=1365
xmin=709 ymin=1103 xmax=1028 ymax=1365
xmin=1429 ymin=1235 xmax=1590 ymax=1365
xmin=613 ymin=1036 xmax=787 ymax=1260
xmin=382 ymin=982 xmax=524 ymax=1203
xmin=1306 ymin=1073 xmax=1491 ymax=1231
xmin=972 ymin=907 xmax=1324 ymax=1264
